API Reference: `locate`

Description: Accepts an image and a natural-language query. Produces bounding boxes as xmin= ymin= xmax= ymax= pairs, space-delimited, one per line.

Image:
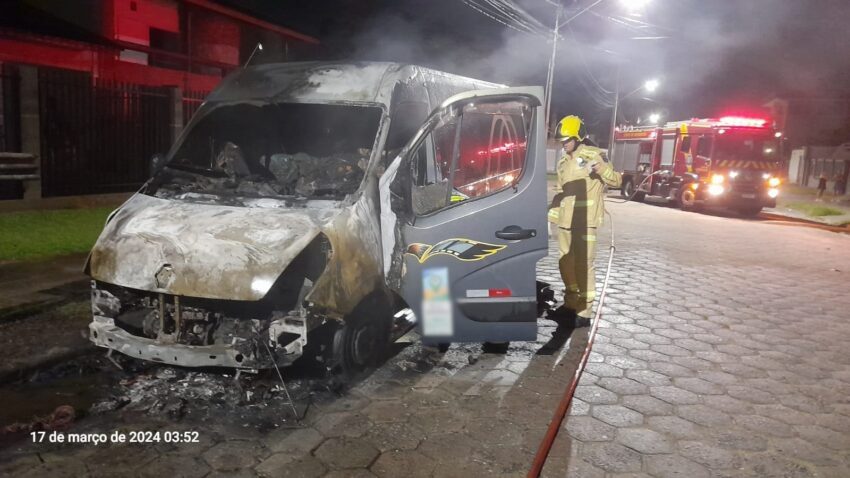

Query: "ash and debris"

xmin=89 ymin=357 xmax=328 ymax=432
xmin=1 ymin=331 xmax=532 ymax=450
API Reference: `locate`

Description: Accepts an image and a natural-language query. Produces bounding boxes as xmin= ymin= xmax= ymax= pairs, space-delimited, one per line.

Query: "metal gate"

xmin=1 ymin=64 xmax=21 ymax=153
xmin=38 ymin=68 xmax=171 ymax=197
xmin=182 ymin=89 xmax=206 ymax=126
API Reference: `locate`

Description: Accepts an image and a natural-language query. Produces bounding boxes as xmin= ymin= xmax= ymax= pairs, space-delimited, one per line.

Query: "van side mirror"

xmin=150 ymin=154 xmax=166 ymax=176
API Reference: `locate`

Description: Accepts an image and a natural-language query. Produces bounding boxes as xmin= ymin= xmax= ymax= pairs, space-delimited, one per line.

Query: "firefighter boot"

xmin=546 ymin=305 xmax=577 ymax=328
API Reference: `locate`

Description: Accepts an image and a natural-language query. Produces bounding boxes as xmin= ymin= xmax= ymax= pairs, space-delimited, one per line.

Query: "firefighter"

xmin=548 ymin=115 xmax=622 ymax=327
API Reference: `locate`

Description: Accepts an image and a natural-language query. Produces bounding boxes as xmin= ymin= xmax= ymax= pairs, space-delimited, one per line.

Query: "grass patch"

xmin=786 ymin=202 xmax=845 ymax=217
xmin=781 ymin=184 xmax=819 ymax=196
xmin=0 ymin=207 xmax=113 ymax=262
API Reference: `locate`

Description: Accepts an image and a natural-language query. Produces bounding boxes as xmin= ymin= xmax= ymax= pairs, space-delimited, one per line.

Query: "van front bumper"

xmin=698 ymin=190 xmax=776 ymax=209
xmin=89 ymin=316 xmax=277 ymax=369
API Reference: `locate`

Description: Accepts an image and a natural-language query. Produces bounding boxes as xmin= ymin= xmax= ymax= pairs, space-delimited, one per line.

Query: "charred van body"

xmin=86 ymin=62 xmax=549 ymax=372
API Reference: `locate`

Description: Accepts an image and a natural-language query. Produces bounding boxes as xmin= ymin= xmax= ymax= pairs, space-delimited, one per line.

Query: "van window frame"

xmin=406 ymin=96 xmax=535 ymax=219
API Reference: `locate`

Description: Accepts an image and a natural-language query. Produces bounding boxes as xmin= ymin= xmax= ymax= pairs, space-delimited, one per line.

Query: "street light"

xmin=644 ymin=79 xmax=660 ymax=93
xmin=648 ymin=112 xmax=661 ymax=124
xmin=620 ymin=0 xmax=651 ymax=12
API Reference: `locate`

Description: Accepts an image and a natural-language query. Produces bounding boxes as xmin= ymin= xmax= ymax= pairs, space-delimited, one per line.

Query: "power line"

xmin=462 ymin=0 xmax=548 ymax=36
xmin=557 ymin=0 xmax=605 ymax=31
xmin=492 ymin=0 xmax=551 ymax=33
xmin=462 ymin=0 xmax=530 ymax=34
xmin=567 ymin=25 xmax=613 ymax=96
xmin=480 ymin=0 xmax=536 ymax=31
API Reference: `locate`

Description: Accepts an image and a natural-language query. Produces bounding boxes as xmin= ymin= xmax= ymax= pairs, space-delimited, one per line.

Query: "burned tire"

xmin=332 ymin=298 xmax=392 ymax=375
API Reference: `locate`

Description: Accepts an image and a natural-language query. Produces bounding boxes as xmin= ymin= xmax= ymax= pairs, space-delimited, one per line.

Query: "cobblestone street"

xmin=2 ymin=199 xmax=850 ymax=477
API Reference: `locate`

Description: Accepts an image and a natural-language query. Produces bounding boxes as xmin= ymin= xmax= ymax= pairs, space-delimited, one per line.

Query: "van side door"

xmin=379 ymin=87 xmax=547 ymax=343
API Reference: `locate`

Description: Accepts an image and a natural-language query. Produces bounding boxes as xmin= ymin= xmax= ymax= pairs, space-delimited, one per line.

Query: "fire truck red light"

xmin=718 ymin=116 xmax=767 ymax=127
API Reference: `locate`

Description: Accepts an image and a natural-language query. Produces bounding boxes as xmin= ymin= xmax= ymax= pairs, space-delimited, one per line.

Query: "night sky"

xmin=226 ymin=0 xmax=850 ymax=139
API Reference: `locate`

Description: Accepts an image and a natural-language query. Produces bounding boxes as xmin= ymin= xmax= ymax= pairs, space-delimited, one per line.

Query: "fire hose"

xmin=528 ymin=171 xmax=661 ymax=476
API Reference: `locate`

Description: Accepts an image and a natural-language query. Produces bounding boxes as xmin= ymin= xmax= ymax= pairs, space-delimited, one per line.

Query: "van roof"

xmin=206 ymin=61 xmax=506 ymax=106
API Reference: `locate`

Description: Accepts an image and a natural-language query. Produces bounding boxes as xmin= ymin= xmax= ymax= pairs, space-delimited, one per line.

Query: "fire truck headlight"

xmin=768 ymin=188 xmax=779 ymax=198
xmin=762 ymin=173 xmax=771 ymax=179
xmin=708 ymin=184 xmax=725 ymax=196
xmin=768 ymin=177 xmax=781 ymax=187
xmin=711 ymin=174 xmax=725 ymax=185
xmin=729 ymin=170 xmax=739 ymax=179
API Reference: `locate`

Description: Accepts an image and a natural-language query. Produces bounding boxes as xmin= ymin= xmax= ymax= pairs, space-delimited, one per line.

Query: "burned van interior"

xmin=148 ymin=103 xmax=382 ymax=202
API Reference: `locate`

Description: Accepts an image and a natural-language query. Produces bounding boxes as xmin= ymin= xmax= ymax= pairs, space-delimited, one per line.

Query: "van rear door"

xmin=379 ymin=87 xmax=547 ymax=343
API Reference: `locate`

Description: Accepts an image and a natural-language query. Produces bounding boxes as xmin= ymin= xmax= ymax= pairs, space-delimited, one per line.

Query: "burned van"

xmin=86 ymin=62 xmax=549 ymax=372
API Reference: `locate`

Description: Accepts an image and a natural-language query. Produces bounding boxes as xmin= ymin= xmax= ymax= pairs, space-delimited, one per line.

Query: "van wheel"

xmin=680 ymin=187 xmax=697 ymax=211
xmin=333 ymin=307 xmax=392 ymax=375
xmin=621 ymin=178 xmax=635 ymax=199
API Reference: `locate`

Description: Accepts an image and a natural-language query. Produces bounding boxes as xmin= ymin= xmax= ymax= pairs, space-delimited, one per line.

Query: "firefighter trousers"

xmin=557 ymin=227 xmax=597 ymax=319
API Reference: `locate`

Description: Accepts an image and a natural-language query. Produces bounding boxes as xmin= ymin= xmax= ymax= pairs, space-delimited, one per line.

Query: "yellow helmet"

xmin=554 ymin=115 xmax=587 ymax=141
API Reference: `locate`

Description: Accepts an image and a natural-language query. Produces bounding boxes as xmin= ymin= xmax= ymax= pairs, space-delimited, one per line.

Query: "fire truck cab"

xmin=611 ymin=117 xmax=782 ymax=216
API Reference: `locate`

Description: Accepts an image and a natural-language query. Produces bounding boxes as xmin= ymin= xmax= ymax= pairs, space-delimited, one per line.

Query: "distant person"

xmin=817 ymin=174 xmax=828 ymax=201
xmin=833 ymin=173 xmax=846 ymax=199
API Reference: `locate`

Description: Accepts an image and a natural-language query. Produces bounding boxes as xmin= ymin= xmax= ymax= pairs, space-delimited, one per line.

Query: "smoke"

xmin=339 ymin=0 xmax=552 ymax=86
xmin=322 ymin=0 xmax=850 ymax=131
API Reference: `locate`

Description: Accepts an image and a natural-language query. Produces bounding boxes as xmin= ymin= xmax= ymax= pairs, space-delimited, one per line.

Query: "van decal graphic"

xmin=406 ymin=239 xmax=506 ymax=264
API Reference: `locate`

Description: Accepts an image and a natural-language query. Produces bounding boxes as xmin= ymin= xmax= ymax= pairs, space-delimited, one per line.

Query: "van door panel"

xmin=381 ymin=87 xmax=547 ymax=343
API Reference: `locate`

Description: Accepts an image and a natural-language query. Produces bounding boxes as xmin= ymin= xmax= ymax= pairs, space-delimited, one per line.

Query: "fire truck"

xmin=610 ymin=116 xmax=782 ymax=216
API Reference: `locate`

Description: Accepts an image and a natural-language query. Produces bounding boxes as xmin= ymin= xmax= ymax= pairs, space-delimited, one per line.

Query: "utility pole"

xmin=608 ymin=63 xmax=621 ymax=156
xmin=544 ymin=0 xmax=605 ymax=129
xmin=544 ymin=3 xmax=562 ymax=128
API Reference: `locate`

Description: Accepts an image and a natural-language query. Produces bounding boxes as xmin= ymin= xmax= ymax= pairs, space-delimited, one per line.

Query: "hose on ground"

xmin=527 ymin=206 xmax=618 ymax=477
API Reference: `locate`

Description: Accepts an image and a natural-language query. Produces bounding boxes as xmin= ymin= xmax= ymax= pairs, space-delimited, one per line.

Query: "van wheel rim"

xmin=350 ymin=325 xmax=377 ymax=366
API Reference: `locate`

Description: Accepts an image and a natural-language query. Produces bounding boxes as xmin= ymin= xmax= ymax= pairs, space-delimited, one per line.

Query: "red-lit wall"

xmin=191 ymin=11 xmax=241 ymax=66
xmin=2 ymin=0 xmax=315 ymax=93
xmin=0 ymin=37 xmax=220 ymax=92
xmin=103 ymin=0 xmax=179 ymax=46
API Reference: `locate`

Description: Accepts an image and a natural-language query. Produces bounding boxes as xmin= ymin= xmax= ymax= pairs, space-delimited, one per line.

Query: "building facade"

xmin=0 ymin=0 xmax=318 ymax=204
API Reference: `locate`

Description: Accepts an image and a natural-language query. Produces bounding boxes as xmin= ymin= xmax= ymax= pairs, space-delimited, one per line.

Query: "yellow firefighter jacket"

xmin=548 ymin=144 xmax=622 ymax=229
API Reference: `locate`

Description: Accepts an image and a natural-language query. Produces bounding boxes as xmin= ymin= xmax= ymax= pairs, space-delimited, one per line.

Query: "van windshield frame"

xmin=149 ymin=101 xmax=386 ymax=202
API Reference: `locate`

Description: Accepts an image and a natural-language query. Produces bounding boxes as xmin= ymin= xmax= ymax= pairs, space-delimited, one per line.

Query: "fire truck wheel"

xmin=621 ymin=179 xmax=635 ymax=199
xmin=680 ymin=187 xmax=697 ymax=211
